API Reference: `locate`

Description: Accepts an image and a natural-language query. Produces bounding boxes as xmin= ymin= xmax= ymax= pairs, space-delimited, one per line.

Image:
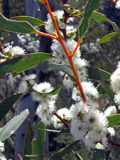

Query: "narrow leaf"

xmin=49 ymin=140 xmax=80 ymax=160
xmin=0 ymin=13 xmax=37 ymax=34
xmin=11 ymin=16 xmax=46 ymax=26
xmin=78 ymin=0 xmax=100 ymax=38
xmin=78 ymin=11 xmax=120 ymax=41
xmin=72 ymin=149 xmax=83 ymax=160
xmin=46 ymin=85 xmax=62 ymax=95
xmin=0 ymin=53 xmax=52 ymax=78
xmin=23 ymin=122 xmax=33 ymax=160
xmin=0 ymin=93 xmax=22 ymax=121
xmin=32 ymin=121 xmax=46 ymax=160
xmin=87 ymin=66 xmax=111 ymax=80
xmin=38 ymin=61 xmax=75 ymax=81
xmin=107 ymin=114 xmax=120 ymax=127
xmin=89 ymin=11 xmax=120 ymax=36
xmin=97 ymin=32 xmax=118 ymax=44
xmin=0 ymin=109 xmax=29 ymax=141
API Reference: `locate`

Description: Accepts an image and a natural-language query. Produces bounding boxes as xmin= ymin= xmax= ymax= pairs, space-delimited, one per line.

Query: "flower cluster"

xmin=45 ymin=10 xmax=76 ymax=37
xmin=18 ymin=34 xmax=40 ymax=52
xmin=0 ymin=141 xmax=6 ymax=160
xmin=115 ymin=0 xmax=120 ymax=9
xmin=110 ymin=62 xmax=120 ymax=105
xmin=0 ymin=44 xmax=25 ymax=63
xmin=4 ymin=45 xmax=25 ymax=57
xmin=18 ymin=74 xmax=36 ymax=93
xmin=70 ymin=101 xmax=114 ymax=148
xmin=3 ymin=6 xmax=116 ymax=150
xmin=81 ymin=40 xmax=100 ymax=54
xmin=31 ymin=82 xmax=57 ymax=125
xmin=45 ymin=10 xmax=88 ymax=88
xmin=42 ymin=9 xmax=116 ymax=148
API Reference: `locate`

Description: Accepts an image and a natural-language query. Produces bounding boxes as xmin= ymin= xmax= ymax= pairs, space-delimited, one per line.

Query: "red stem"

xmin=111 ymin=0 xmax=117 ymax=4
xmin=53 ymin=111 xmax=71 ymax=128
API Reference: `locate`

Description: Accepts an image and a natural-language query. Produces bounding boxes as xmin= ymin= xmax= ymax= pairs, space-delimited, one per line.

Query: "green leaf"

xmin=87 ymin=66 xmax=111 ymax=80
xmin=97 ymin=81 xmax=118 ymax=110
xmin=0 ymin=109 xmax=29 ymax=141
xmin=0 ymin=13 xmax=38 ymax=34
xmin=78 ymin=11 xmax=120 ymax=41
xmin=97 ymin=84 xmax=106 ymax=94
xmin=78 ymin=0 xmax=100 ymax=38
xmin=32 ymin=121 xmax=46 ymax=160
xmin=98 ymin=81 xmax=115 ymax=100
xmin=11 ymin=16 xmax=46 ymax=26
xmin=93 ymin=143 xmax=106 ymax=160
xmin=23 ymin=122 xmax=33 ymax=160
xmin=0 ymin=93 xmax=22 ymax=121
xmin=72 ymin=149 xmax=83 ymax=160
xmin=49 ymin=140 xmax=80 ymax=160
xmin=89 ymin=11 xmax=120 ymax=36
xmin=38 ymin=61 xmax=75 ymax=81
xmin=47 ymin=85 xmax=62 ymax=95
xmin=97 ymin=32 xmax=118 ymax=44
xmin=0 ymin=53 xmax=52 ymax=78
xmin=107 ymin=114 xmax=120 ymax=127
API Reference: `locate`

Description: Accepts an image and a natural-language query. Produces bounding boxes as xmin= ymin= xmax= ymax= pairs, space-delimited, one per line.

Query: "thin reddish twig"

xmin=53 ymin=111 xmax=71 ymax=128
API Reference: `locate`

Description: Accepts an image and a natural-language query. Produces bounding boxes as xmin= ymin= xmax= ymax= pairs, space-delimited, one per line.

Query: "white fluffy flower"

xmin=37 ymin=101 xmax=55 ymax=125
xmin=70 ymin=120 xmax=88 ymax=140
xmin=86 ymin=99 xmax=99 ymax=109
xmin=70 ymin=101 xmax=89 ymax=121
xmin=116 ymin=0 xmax=120 ymax=9
xmin=0 ymin=141 xmax=5 ymax=152
xmin=89 ymin=42 xmax=99 ymax=53
xmin=33 ymin=82 xmax=53 ymax=93
xmin=70 ymin=100 xmax=110 ymax=148
xmin=18 ymin=74 xmax=36 ymax=93
xmin=52 ymin=108 xmax=71 ymax=128
xmin=84 ymin=109 xmax=101 ymax=129
xmin=101 ymin=136 xmax=108 ymax=148
xmin=63 ymin=74 xmax=75 ymax=89
xmin=108 ymin=127 xmax=115 ymax=136
xmin=84 ymin=109 xmax=108 ymax=129
xmin=4 ymin=45 xmax=12 ymax=54
xmin=18 ymin=81 xmax=28 ymax=93
xmin=11 ymin=46 xmax=25 ymax=56
xmin=72 ymin=81 xmax=99 ymax=102
xmin=84 ymin=132 xmax=97 ymax=148
xmin=0 ymin=155 xmax=6 ymax=160
xmin=104 ymin=106 xmax=117 ymax=117
xmin=51 ymin=39 xmax=81 ymax=64
xmin=31 ymin=82 xmax=57 ymax=102
xmin=110 ymin=65 xmax=120 ymax=93
xmin=114 ymin=92 xmax=120 ymax=105
xmin=72 ymin=87 xmax=81 ymax=101
xmin=45 ymin=10 xmax=64 ymax=34
xmin=81 ymin=81 xmax=99 ymax=99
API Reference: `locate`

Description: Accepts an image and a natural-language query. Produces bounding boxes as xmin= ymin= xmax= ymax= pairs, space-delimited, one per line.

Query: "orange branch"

xmin=72 ymin=39 xmax=81 ymax=57
xmin=36 ymin=31 xmax=57 ymax=40
xmin=69 ymin=56 xmax=86 ymax=103
xmin=41 ymin=0 xmax=86 ymax=103
xmin=43 ymin=0 xmax=70 ymax=58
